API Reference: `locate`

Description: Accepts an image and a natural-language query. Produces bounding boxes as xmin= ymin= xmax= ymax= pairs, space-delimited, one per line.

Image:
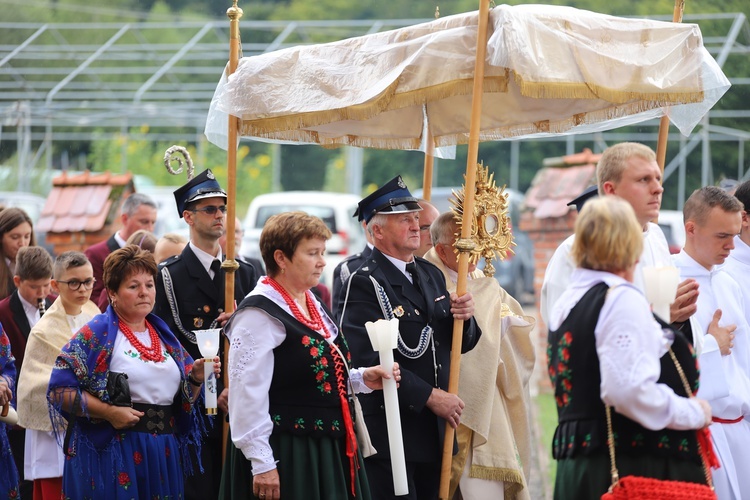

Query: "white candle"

xmin=0 ymin=404 xmax=18 ymax=426
xmin=194 ymin=328 xmax=221 ymax=415
xmin=203 ymin=360 xmax=217 ymax=415
xmin=365 ymin=318 xmax=408 ymax=496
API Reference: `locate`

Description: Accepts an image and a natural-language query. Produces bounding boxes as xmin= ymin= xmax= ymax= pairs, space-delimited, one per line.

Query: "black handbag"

xmin=106 ymin=371 xmax=132 ymax=407
xmin=63 ymin=371 xmax=132 ymax=457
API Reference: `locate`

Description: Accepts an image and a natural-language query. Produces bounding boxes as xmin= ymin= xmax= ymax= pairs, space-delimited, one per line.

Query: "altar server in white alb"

xmin=724 ymin=180 xmax=750 ymax=321
xmin=673 ymin=186 xmax=750 ymax=500
xmin=541 ymin=142 xmax=698 ymax=331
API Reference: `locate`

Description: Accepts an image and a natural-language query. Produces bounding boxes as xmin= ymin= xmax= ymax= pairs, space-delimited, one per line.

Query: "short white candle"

xmin=194 ymin=329 xmax=221 ymax=415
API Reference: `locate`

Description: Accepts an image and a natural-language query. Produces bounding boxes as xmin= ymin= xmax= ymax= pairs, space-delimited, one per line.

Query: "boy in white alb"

xmin=541 ymin=143 xmax=699 ymax=335
xmin=724 ymin=180 xmax=750 ymax=326
xmin=16 ymin=252 xmax=101 ymax=499
xmin=673 ymin=186 xmax=750 ymax=500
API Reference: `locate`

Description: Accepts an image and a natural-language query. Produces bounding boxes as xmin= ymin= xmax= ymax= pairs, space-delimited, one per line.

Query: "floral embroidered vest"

xmin=237 ymin=295 xmax=352 ymax=439
xmin=547 ymin=282 xmax=701 ymax=464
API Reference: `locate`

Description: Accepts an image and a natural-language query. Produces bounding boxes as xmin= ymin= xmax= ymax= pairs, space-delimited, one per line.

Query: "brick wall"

xmin=519 ymin=209 xmax=577 ymax=393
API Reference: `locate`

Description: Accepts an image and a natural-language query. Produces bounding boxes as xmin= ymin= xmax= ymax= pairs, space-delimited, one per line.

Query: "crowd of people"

xmin=0 ymin=140 xmax=749 ymax=500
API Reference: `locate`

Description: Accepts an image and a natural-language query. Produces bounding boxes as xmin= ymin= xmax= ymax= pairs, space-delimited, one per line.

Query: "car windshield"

xmin=256 ymin=205 xmax=337 ymax=232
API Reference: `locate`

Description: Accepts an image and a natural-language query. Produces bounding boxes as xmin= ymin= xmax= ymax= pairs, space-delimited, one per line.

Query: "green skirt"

xmin=553 ymin=451 xmax=707 ymax=500
xmin=219 ymin=432 xmax=371 ymax=500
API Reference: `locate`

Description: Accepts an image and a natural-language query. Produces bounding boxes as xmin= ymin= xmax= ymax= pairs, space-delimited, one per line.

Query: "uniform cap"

xmin=353 ymin=176 xmax=422 ymax=224
xmin=173 ymin=169 xmax=227 ymax=218
xmin=567 ymin=185 xmax=599 ymax=213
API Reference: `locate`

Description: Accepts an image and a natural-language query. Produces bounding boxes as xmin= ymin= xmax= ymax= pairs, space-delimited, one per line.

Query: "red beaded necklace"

xmin=119 ymin=319 xmax=164 ymax=362
xmin=264 ymin=276 xmax=330 ymax=338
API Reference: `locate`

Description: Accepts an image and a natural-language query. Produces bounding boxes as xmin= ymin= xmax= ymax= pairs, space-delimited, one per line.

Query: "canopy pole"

xmin=422 ymin=129 xmax=434 ymax=201
xmin=438 ymin=1 xmax=490 ymax=498
xmin=222 ymin=0 xmax=244 ymax=462
xmin=655 ymin=0 xmax=685 ymax=172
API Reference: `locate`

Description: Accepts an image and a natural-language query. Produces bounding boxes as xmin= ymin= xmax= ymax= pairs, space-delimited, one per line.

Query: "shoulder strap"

xmin=161 ymin=266 xmax=196 ymax=344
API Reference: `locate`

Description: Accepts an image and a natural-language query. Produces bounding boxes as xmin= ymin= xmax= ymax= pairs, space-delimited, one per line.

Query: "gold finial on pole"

xmin=227 ymin=0 xmax=244 ymax=22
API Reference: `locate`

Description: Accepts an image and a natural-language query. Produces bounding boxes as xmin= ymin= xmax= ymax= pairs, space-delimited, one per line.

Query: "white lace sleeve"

xmin=227 ymin=307 xmax=286 ymax=475
xmin=596 ymin=286 xmax=705 ymax=431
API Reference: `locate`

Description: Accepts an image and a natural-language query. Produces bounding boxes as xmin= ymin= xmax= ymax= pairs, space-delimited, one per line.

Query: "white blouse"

xmin=109 ymin=326 xmax=182 ymax=405
xmin=549 ymin=268 xmax=705 ymax=431
xmin=226 ymin=279 xmax=371 ymax=475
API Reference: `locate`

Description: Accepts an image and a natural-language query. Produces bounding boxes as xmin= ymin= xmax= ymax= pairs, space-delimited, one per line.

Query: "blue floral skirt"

xmin=1 ymin=424 xmax=20 ymax=499
xmin=63 ymin=430 xmax=184 ymax=500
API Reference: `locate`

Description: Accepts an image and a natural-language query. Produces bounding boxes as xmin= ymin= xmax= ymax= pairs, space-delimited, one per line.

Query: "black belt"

xmin=131 ymin=403 xmax=175 ymax=435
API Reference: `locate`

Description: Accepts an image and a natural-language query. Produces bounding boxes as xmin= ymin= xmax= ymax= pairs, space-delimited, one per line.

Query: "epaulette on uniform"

xmin=342 ymin=252 xmax=363 ymax=262
xmin=158 ymin=254 xmax=181 ymax=269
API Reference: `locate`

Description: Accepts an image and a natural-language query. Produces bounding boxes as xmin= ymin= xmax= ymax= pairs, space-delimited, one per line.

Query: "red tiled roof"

xmin=37 ymin=171 xmax=133 ymax=233
xmin=525 ymin=149 xmax=599 ymax=219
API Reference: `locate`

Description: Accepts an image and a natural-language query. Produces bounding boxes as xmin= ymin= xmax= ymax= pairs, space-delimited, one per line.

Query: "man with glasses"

xmin=154 ymin=169 xmax=258 ymax=500
xmin=85 ymin=192 xmax=157 ymax=312
xmin=16 ymin=251 xmax=100 ymax=499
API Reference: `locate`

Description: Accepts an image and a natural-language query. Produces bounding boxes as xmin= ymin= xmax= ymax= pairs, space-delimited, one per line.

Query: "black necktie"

xmin=211 ymin=259 xmax=222 ymax=288
xmin=406 ymin=261 xmax=421 ymax=291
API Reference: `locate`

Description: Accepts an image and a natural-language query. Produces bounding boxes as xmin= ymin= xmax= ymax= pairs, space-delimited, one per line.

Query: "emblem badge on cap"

xmin=397 ymin=177 xmax=406 ymax=188
xmin=207 ymin=171 xmax=215 ymax=180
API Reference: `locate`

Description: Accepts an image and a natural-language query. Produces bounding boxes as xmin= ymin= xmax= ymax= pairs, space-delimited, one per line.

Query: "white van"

xmin=240 ymin=191 xmax=365 ymax=286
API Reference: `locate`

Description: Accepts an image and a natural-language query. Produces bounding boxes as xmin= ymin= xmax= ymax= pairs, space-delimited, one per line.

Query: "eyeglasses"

xmin=57 ymin=278 xmax=96 ymax=291
xmin=191 ymin=205 xmax=228 ymax=216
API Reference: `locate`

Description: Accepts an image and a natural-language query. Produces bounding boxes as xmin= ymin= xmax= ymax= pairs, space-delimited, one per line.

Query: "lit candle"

xmin=194 ymin=328 xmax=221 ymax=415
xmin=365 ymin=318 xmax=408 ymax=496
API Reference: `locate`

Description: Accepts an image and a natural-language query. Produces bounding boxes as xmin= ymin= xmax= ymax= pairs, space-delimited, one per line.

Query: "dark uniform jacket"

xmin=332 ymin=244 xmax=372 ymax=318
xmin=153 ymin=244 xmax=257 ymax=362
xmin=339 ymin=248 xmax=481 ymax=462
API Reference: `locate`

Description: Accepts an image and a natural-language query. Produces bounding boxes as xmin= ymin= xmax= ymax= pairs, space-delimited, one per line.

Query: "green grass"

xmin=535 ymin=392 xmax=558 ymax=487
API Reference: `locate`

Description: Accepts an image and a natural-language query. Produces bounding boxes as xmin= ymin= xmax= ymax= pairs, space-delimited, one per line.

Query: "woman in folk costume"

xmin=47 ymin=245 xmax=220 ymax=499
xmin=423 ymin=211 xmax=536 ymax=499
xmin=547 ymin=197 xmax=716 ymax=499
xmin=0 ymin=325 xmax=20 ymax=498
xmin=16 ymin=252 xmax=101 ymax=498
xmin=221 ymin=212 xmax=399 ymax=500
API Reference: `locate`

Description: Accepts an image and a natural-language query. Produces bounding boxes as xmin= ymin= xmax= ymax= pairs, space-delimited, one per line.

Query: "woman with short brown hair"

xmin=48 ymin=245 xmax=219 ymax=499
xmin=222 ymin=211 xmax=399 ymax=500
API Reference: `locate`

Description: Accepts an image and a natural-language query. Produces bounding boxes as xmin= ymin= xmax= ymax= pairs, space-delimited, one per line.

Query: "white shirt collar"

xmin=380 ymin=253 xmax=414 ymax=282
xmin=114 ymin=231 xmax=128 ymax=248
xmin=18 ymin=293 xmax=41 ymax=328
xmin=189 ymin=242 xmax=223 ymax=276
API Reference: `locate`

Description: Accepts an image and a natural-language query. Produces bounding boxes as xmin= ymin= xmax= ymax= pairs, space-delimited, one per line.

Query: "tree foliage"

xmin=1 ymin=0 xmax=747 ymax=202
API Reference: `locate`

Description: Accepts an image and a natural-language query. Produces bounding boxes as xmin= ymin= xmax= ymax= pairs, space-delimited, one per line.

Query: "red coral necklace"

xmin=264 ymin=277 xmax=330 ymax=338
xmin=119 ymin=319 xmax=164 ymax=362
